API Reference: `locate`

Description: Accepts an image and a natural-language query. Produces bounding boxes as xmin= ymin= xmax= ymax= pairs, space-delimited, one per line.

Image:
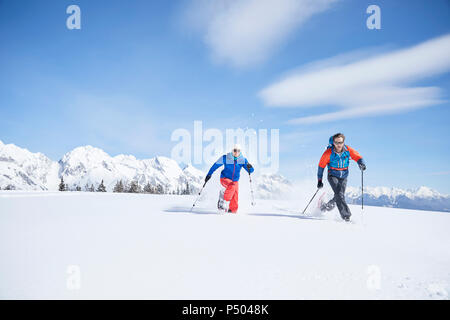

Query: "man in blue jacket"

xmin=205 ymin=144 xmax=254 ymax=213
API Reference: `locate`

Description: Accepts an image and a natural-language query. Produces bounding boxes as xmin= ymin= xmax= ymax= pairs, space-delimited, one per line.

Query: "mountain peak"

xmin=0 ymin=141 xmax=58 ymax=190
xmin=113 ymin=154 xmax=137 ymax=162
xmin=69 ymin=145 xmax=107 ymax=154
xmin=62 ymin=145 xmax=111 ymax=162
xmin=182 ymin=164 xmax=204 ymax=177
xmin=413 ymin=186 xmax=440 ymax=199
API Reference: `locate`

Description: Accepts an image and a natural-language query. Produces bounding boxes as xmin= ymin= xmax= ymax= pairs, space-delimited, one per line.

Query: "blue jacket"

xmin=318 ymin=136 xmax=365 ymax=179
xmin=207 ymin=153 xmax=254 ymax=182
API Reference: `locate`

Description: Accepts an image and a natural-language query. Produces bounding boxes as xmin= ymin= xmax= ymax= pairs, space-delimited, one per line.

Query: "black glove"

xmin=317 ymin=179 xmax=323 ymax=189
xmin=247 ymin=163 xmax=253 ymax=170
xmin=205 ymin=175 xmax=211 ymax=183
xmin=358 ymin=163 xmax=366 ymax=171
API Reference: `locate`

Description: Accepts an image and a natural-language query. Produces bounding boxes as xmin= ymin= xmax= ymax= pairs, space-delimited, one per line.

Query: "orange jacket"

xmin=318 ymin=145 xmax=363 ymax=179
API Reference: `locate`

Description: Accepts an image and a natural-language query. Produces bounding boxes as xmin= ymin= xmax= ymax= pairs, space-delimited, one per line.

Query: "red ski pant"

xmin=220 ymin=178 xmax=239 ymax=213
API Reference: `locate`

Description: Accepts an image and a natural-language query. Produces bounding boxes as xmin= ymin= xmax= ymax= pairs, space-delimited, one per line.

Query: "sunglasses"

xmin=233 ymin=149 xmax=241 ymax=152
xmin=333 ymin=141 xmax=344 ymax=145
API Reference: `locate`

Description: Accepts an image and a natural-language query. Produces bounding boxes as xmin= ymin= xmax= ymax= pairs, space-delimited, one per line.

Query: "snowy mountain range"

xmin=0 ymin=140 xmax=60 ymax=191
xmin=346 ymin=186 xmax=450 ymax=213
xmin=0 ymin=140 xmax=288 ymax=196
xmin=0 ymin=140 xmax=206 ymax=193
xmin=1 ymin=139 xmax=449 ymax=212
xmin=58 ymin=145 xmax=206 ymax=192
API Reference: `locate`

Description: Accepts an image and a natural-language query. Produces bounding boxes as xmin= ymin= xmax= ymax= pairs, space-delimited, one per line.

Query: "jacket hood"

xmin=226 ymin=152 xmax=244 ymax=162
xmin=227 ymin=152 xmax=244 ymax=160
xmin=327 ymin=136 xmax=334 ymax=149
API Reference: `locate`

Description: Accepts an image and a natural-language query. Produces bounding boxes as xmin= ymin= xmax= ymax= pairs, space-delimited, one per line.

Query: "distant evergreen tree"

xmin=97 ymin=180 xmax=107 ymax=192
xmin=84 ymin=183 xmax=90 ymax=192
xmin=156 ymin=184 xmax=164 ymax=194
xmin=75 ymin=185 xmax=81 ymax=191
xmin=113 ymin=180 xmax=124 ymax=193
xmin=65 ymin=184 xmax=69 ymax=191
xmin=128 ymin=180 xmax=141 ymax=193
xmin=59 ymin=177 xmax=66 ymax=191
xmin=143 ymin=182 xmax=153 ymax=194
xmin=89 ymin=184 xmax=95 ymax=192
xmin=185 ymin=182 xmax=190 ymax=195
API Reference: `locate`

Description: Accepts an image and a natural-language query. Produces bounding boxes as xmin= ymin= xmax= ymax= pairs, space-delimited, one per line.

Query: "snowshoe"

xmin=222 ymin=200 xmax=230 ymax=212
xmin=321 ymin=200 xmax=336 ymax=212
xmin=217 ymin=189 xmax=225 ymax=210
xmin=217 ymin=189 xmax=230 ymax=213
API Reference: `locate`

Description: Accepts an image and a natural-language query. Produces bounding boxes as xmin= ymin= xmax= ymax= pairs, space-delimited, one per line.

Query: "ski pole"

xmin=249 ymin=173 xmax=256 ymax=206
xmin=360 ymin=169 xmax=365 ymax=225
xmin=361 ymin=170 xmax=364 ymax=210
xmin=302 ymin=188 xmax=320 ymax=215
xmin=190 ymin=180 xmax=207 ymax=212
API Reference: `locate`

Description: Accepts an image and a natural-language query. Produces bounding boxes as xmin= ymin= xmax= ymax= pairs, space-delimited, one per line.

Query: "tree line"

xmin=58 ymin=177 xmax=195 ymax=195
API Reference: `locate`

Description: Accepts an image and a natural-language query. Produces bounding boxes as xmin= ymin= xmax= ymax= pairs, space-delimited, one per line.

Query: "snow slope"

xmin=0 ymin=190 xmax=448 ymax=299
xmin=254 ymin=173 xmax=292 ymax=199
xmin=0 ymin=140 xmax=59 ymax=190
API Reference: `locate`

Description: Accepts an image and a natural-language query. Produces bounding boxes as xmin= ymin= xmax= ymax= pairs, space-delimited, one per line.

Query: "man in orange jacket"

xmin=317 ymin=133 xmax=366 ymax=221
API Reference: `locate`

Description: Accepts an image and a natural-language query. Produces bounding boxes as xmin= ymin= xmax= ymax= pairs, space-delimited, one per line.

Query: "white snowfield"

xmin=0 ymin=190 xmax=449 ymax=300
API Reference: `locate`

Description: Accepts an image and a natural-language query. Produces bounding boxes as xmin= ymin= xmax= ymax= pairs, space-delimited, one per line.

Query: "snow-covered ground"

xmin=0 ymin=190 xmax=449 ymax=299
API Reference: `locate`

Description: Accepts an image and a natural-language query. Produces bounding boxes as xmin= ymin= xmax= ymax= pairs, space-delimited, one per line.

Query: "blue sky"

xmin=1 ymin=0 xmax=449 ymax=193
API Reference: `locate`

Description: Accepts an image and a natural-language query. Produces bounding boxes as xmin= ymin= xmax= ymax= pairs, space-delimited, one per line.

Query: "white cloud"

xmin=259 ymin=34 xmax=450 ymax=124
xmin=182 ymin=0 xmax=338 ymax=67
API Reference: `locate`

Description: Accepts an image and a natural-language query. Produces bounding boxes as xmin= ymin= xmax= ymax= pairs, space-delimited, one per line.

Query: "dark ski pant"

xmin=326 ymin=175 xmax=351 ymax=220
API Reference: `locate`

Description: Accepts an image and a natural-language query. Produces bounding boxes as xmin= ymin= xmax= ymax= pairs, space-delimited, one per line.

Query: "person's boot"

xmin=343 ymin=216 xmax=351 ymax=222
